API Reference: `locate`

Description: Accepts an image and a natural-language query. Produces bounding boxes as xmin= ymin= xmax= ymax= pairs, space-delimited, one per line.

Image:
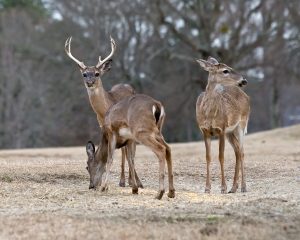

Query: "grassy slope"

xmin=0 ymin=125 xmax=299 ymax=240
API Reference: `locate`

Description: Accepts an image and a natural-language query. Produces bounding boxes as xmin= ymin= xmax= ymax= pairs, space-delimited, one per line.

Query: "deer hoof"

xmin=221 ymin=186 xmax=227 ymax=194
xmin=167 ymin=189 xmax=175 ymax=198
xmin=128 ymin=179 xmax=133 ymax=187
xmin=228 ymin=188 xmax=236 ymax=193
xmin=241 ymin=187 xmax=247 ymax=193
xmin=100 ymin=185 xmax=108 ymax=192
xmin=155 ymin=190 xmax=165 ymax=200
xmin=132 ymin=188 xmax=139 ymax=194
xmin=204 ymin=188 xmax=211 ymax=194
xmin=119 ymin=181 xmax=126 ymax=187
xmin=138 ymin=182 xmax=144 ymax=189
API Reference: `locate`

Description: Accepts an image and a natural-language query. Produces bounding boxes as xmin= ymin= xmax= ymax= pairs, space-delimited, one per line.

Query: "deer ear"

xmin=196 ymin=59 xmax=215 ymax=72
xmin=99 ymin=59 xmax=113 ymax=73
xmin=86 ymin=141 xmax=95 ymax=158
xmin=207 ymin=56 xmax=219 ymax=65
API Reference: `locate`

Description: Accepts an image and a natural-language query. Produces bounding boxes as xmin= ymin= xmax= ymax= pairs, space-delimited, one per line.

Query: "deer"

xmin=85 ymin=94 xmax=175 ymax=200
xmin=65 ymin=36 xmax=143 ymax=188
xmin=196 ymin=57 xmax=250 ymax=194
xmin=196 ymin=57 xmax=248 ymax=106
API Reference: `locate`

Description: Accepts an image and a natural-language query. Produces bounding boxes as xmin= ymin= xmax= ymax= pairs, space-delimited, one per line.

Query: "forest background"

xmin=0 ymin=0 xmax=299 ymax=149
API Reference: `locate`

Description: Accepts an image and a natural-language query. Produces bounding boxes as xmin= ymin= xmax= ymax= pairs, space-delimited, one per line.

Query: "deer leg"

xmin=128 ymin=156 xmax=133 ymax=187
xmin=155 ymin=148 xmax=166 ymax=200
xmin=240 ymin=147 xmax=246 ymax=192
xmin=219 ymin=133 xmax=227 ymax=194
xmin=227 ymin=130 xmax=241 ymax=193
xmin=126 ymin=141 xmax=139 ymax=194
xmin=203 ymin=132 xmax=212 ymax=193
xmin=119 ymin=148 xmax=126 ymax=187
xmin=134 ymin=167 xmax=144 ymax=188
xmin=156 ymin=135 xmax=175 ymax=198
xmin=238 ymin=127 xmax=247 ymax=192
xmin=100 ymin=134 xmax=116 ymax=192
xmin=126 ymin=149 xmax=132 ymax=187
xmin=127 ymin=144 xmax=141 ymax=187
xmin=138 ymin=133 xmax=166 ymax=200
xmin=130 ymin=142 xmax=144 ymax=188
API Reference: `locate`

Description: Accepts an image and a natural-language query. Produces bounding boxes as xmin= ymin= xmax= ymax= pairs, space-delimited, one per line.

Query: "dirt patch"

xmin=0 ymin=125 xmax=300 ymax=239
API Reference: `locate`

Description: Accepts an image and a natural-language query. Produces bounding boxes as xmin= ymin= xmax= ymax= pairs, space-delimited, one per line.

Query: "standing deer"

xmin=196 ymin=57 xmax=250 ymax=194
xmin=65 ymin=36 xmax=142 ymax=188
xmin=85 ymin=94 xmax=175 ymax=200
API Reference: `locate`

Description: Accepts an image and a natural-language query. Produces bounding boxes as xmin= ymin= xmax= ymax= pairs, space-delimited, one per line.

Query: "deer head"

xmin=65 ymin=36 xmax=116 ymax=89
xmin=196 ymin=57 xmax=247 ymax=87
xmin=85 ymin=139 xmax=108 ymax=189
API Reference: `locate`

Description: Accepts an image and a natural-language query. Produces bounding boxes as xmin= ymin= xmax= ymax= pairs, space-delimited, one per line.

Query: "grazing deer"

xmin=85 ymin=94 xmax=175 ymax=200
xmin=65 ymin=36 xmax=142 ymax=188
xmin=196 ymin=57 xmax=250 ymax=194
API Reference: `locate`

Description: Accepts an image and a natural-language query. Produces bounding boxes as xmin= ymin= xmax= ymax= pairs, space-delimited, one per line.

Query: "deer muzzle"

xmin=86 ymin=79 xmax=95 ymax=87
xmin=238 ymin=78 xmax=248 ymax=87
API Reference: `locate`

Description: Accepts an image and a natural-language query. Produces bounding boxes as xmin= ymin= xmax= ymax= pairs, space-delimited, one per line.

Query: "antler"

xmin=96 ymin=36 xmax=116 ymax=68
xmin=65 ymin=37 xmax=86 ymax=69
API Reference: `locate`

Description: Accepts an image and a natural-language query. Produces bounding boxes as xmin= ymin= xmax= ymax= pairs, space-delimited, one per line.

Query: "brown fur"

xmin=86 ymin=94 xmax=175 ymax=200
xmin=65 ymin=37 xmax=142 ymax=188
xmin=196 ymin=57 xmax=250 ymax=194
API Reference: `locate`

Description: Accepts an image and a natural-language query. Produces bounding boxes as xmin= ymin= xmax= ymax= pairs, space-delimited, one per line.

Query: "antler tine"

xmin=64 ymin=36 xmax=86 ymax=69
xmin=96 ymin=36 xmax=116 ymax=68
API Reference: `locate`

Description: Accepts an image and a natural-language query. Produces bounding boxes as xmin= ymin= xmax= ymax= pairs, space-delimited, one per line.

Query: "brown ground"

xmin=0 ymin=125 xmax=299 ymax=240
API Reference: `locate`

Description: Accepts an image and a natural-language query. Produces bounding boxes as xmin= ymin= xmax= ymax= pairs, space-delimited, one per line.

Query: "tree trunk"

xmin=270 ymin=78 xmax=281 ymax=128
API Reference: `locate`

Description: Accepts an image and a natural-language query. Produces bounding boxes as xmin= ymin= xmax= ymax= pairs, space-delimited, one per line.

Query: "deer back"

xmin=104 ymin=94 xmax=163 ymax=142
xmin=108 ymin=83 xmax=135 ymax=103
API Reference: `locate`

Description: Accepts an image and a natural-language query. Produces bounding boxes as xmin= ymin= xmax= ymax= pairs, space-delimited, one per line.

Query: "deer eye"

xmin=86 ymin=166 xmax=89 ymax=171
xmin=223 ymin=69 xmax=229 ymax=74
xmin=95 ymin=72 xmax=100 ymax=77
xmin=82 ymin=73 xmax=87 ymax=78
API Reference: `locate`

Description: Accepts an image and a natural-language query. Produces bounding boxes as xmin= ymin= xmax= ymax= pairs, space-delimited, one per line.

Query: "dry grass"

xmin=0 ymin=125 xmax=300 ymax=240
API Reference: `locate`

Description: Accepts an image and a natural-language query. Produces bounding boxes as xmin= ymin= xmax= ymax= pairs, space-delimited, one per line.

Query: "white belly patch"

xmin=225 ymin=121 xmax=240 ymax=133
xmin=119 ymin=128 xmax=133 ymax=139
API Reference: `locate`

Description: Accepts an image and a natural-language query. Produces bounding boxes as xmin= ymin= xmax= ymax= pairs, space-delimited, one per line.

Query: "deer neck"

xmin=87 ymin=81 xmax=111 ymax=124
xmin=95 ymin=133 xmax=108 ymax=165
xmin=205 ymin=74 xmax=220 ymax=93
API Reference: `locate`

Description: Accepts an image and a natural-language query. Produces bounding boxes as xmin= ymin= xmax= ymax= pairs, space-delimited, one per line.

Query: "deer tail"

xmin=152 ymin=103 xmax=165 ymax=132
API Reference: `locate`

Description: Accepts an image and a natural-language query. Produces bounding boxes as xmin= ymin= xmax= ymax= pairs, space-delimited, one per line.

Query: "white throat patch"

xmin=214 ymin=84 xmax=224 ymax=93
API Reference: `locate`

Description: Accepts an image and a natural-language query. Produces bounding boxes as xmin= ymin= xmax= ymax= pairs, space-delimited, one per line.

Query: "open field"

xmin=0 ymin=125 xmax=299 ymax=240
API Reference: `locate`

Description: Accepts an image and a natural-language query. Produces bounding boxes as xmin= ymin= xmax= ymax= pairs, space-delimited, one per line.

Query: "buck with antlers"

xmin=65 ymin=36 xmax=142 ymax=188
xmin=85 ymin=94 xmax=175 ymax=200
xmin=196 ymin=57 xmax=250 ymax=194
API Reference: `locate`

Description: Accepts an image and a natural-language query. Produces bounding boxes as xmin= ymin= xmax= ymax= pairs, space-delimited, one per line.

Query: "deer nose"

xmin=86 ymin=79 xmax=95 ymax=87
xmin=89 ymin=184 xmax=95 ymax=189
xmin=238 ymin=78 xmax=247 ymax=87
xmin=241 ymin=78 xmax=248 ymax=85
